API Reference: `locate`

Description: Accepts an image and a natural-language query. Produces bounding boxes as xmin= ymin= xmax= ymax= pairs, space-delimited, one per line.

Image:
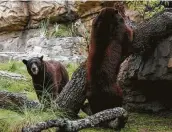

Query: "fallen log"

xmin=0 ymin=91 xmax=41 ymax=111
xmin=22 ymin=107 xmax=127 ymax=132
xmin=56 ymin=63 xmax=87 ymax=114
xmin=132 ymin=9 xmax=172 ymax=57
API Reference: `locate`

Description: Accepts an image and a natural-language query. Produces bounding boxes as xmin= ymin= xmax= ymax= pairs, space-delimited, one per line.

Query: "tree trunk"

xmin=118 ymin=10 xmax=172 ymax=113
xmin=132 ymin=9 xmax=172 ymax=56
xmin=56 ymin=63 xmax=87 ymax=114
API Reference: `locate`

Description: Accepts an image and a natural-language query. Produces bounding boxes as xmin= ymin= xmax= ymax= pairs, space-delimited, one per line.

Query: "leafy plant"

xmin=125 ymin=1 xmax=168 ymax=20
xmin=66 ymin=63 xmax=79 ymax=79
xmin=39 ymin=19 xmax=50 ymax=37
xmin=39 ymin=19 xmax=80 ymax=38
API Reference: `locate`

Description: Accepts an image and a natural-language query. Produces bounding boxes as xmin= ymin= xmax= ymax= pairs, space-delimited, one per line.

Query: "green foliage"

xmin=0 ymin=108 xmax=64 ymax=132
xmin=66 ymin=63 xmax=79 ymax=79
xmin=126 ymin=1 xmax=167 ymax=20
xmin=1 ymin=61 xmax=172 ymax=131
xmin=39 ymin=19 xmax=79 ymax=38
xmin=50 ymin=24 xmax=74 ymax=37
xmin=0 ymin=61 xmax=36 ymax=100
xmin=39 ymin=19 xmax=49 ymax=37
xmin=0 ymin=61 xmax=30 ymax=77
xmin=0 ymin=78 xmax=31 ymax=92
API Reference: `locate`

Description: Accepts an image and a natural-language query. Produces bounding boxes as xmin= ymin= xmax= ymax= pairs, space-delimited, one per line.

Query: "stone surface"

xmin=117 ymin=10 xmax=172 ymax=113
xmin=0 ymin=28 xmax=87 ymax=64
xmin=75 ymin=1 xmax=128 ymax=31
xmin=118 ymin=35 xmax=172 ymax=113
xmin=75 ymin=1 xmax=140 ymax=32
xmin=0 ymin=1 xmax=29 ymax=32
xmin=0 ymin=1 xmax=78 ymax=32
xmin=29 ymin=1 xmax=78 ymax=28
xmin=0 ymin=1 xmax=139 ymax=64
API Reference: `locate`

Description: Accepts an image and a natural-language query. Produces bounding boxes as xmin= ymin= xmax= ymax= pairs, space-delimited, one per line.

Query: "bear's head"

xmin=90 ymin=7 xmax=133 ymax=57
xmin=91 ymin=8 xmax=125 ymax=46
xmin=22 ymin=56 xmax=44 ymax=76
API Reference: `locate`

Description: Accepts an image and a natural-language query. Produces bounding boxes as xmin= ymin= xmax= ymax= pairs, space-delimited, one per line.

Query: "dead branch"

xmin=0 ymin=91 xmax=41 ymax=111
xmin=22 ymin=107 xmax=128 ymax=132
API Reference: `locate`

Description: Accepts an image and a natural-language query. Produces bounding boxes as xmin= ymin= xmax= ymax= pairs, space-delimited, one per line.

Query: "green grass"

xmin=0 ymin=61 xmax=172 ymax=132
xmin=80 ymin=112 xmax=172 ymax=132
xmin=39 ymin=20 xmax=78 ymax=38
xmin=0 ymin=61 xmax=30 ymax=77
xmin=0 ymin=109 xmax=64 ymax=132
xmin=66 ymin=63 xmax=79 ymax=79
xmin=1 ymin=110 xmax=171 ymax=132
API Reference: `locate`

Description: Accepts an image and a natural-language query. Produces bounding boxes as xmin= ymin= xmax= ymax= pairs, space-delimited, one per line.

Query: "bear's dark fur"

xmin=23 ymin=56 xmax=69 ymax=103
xmin=86 ymin=8 xmax=133 ymax=114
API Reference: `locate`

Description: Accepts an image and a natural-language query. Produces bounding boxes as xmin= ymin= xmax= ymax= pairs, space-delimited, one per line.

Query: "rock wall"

xmin=0 ymin=28 xmax=86 ymax=63
xmin=0 ymin=1 xmax=77 ymax=31
xmin=0 ymin=1 xmax=84 ymax=63
xmin=0 ymin=1 xmax=138 ymax=64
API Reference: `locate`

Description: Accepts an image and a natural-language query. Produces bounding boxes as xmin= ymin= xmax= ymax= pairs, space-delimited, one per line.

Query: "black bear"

xmin=86 ymin=8 xmax=133 ymax=114
xmin=22 ymin=56 xmax=69 ymax=104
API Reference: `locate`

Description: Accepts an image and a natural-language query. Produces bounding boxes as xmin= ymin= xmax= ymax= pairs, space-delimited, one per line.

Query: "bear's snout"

xmin=32 ymin=67 xmax=36 ymax=72
xmin=31 ymin=63 xmax=39 ymax=75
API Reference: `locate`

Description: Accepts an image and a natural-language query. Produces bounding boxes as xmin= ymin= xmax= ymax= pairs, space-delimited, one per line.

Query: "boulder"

xmin=118 ymin=10 xmax=172 ymax=113
xmin=0 ymin=1 xmax=78 ymax=32
xmin=29 ymin=1 xmax=78 ymax=28
xmin=0 ymin=1 xmax=29 ymax=32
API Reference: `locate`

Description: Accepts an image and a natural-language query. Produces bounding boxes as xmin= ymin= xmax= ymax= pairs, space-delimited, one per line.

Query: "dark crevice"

xmin=133 ymin=80 xmax=172 ymax=108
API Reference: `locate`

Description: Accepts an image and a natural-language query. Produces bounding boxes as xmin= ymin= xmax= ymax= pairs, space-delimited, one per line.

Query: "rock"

xmin=0 ymin=1 xmax=29 ymax=32
xmin=29 ymin=1 xmax=78 ymax=28
xmin=0 ymin=1 xmax=78 ymax=32
xmin=0 ymin=27 xmax=87 ymax=64
xmin=117 ymin=10 xmax=172 ymax=113
xmin=75 ymin=1 xmax=129 ymax=31
xmin=168 ymin=58 xmax=172 ymax=68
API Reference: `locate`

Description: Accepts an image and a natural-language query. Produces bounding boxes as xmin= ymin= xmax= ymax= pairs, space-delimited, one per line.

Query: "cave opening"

xmin=133 ymin=80 xmax=172 ymax=109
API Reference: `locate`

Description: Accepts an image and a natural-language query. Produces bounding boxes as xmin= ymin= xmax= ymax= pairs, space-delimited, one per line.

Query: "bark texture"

xmin=132 ymin=9 xmax=172 ymax=56
xmin=0 ymin=91 xmax=40 ymax=110
xmin=56 ymin=63 xmax=87 ymax=114
xmin=22 ymin=107 xmax=127 ymax=132
xmin=118 ymin=10 xmax=172 ymax=112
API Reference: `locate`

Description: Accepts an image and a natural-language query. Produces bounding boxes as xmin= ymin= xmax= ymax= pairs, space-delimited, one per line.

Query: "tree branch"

xmin=22 ymin=107 xmax=128 ymax=132
xmin=0 ymin=91 xmax=41 ymax=111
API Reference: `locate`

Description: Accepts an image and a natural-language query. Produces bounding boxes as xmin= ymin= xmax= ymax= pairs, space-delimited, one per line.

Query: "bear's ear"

xmin=22 ymin=59 xmax=28 ymax=65
xmin=40 ymin=55 xmax=43 ymax=61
